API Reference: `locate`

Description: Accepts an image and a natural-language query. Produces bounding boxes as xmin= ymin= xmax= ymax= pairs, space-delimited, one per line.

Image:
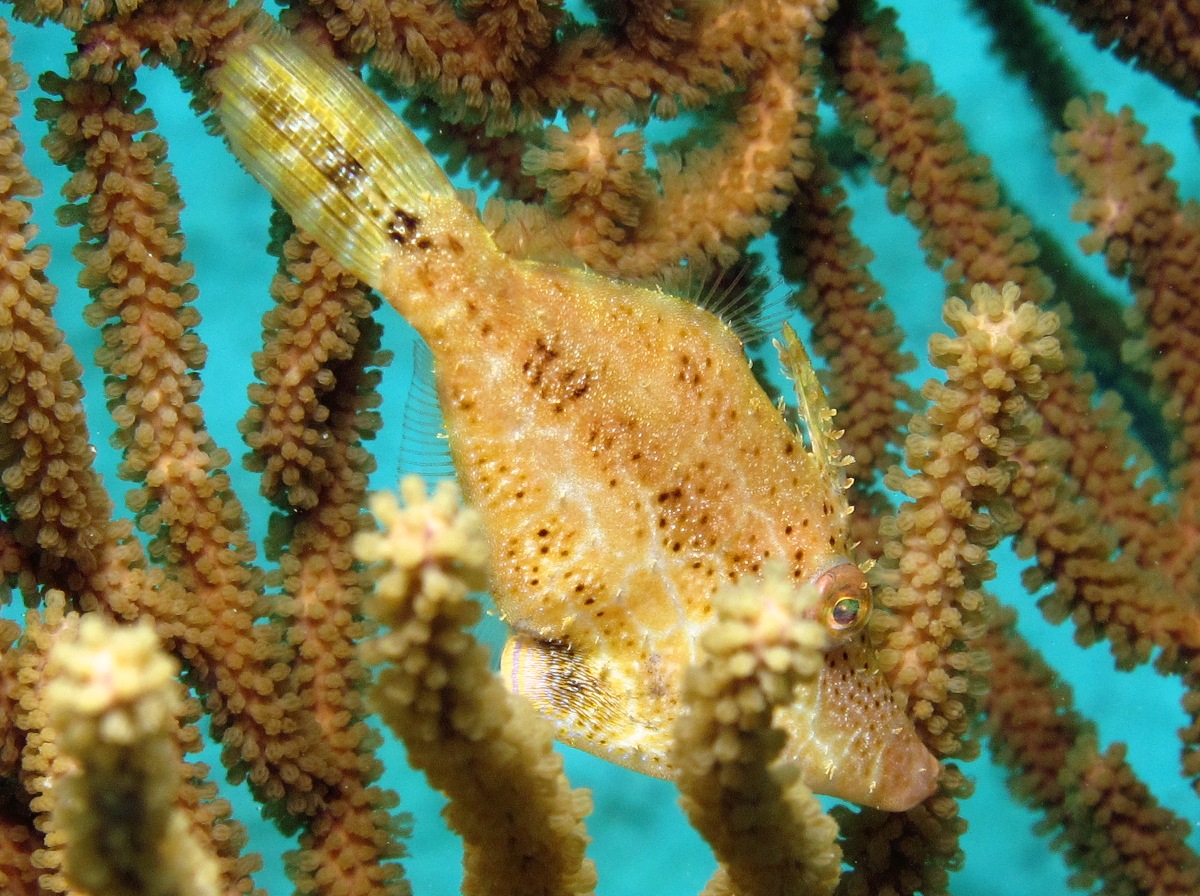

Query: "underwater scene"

xmin=0 ymin=1 xmax=1198 ymax=894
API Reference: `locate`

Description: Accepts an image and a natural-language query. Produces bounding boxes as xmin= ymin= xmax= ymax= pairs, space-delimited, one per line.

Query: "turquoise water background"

xmin=4 ymin=2 xmax=1199 ymax=893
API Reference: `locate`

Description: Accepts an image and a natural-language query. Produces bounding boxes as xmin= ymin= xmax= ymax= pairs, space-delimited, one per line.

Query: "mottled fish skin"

xmin=216 ymin=30 xmax=939 ymax=812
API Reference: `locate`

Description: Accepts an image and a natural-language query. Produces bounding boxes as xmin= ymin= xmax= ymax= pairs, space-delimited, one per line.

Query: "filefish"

xmin=215 ymin=30 xmax=939 ymax=811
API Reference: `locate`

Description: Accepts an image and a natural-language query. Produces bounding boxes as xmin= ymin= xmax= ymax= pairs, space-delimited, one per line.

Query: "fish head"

xmin=502 ymin=559 xmax=939 ymax=812
xmin=779 ymin=559 xmax=941 ymax=811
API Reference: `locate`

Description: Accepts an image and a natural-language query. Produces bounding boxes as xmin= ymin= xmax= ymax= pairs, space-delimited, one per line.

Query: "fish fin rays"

xmin=215 ymin=27 xmax=458 ymax=291
xmin=500 ymin=633 xmax=624 ymax=736
xmin=777 ymin=324 xmax=854 ymax=524
xmin=395 ymin=338 xmax=456 ymax=482
xmin=660 ymin=255 xmax=787 ymax=346
xmin=500 ymin=633 xmax=673 ymax=779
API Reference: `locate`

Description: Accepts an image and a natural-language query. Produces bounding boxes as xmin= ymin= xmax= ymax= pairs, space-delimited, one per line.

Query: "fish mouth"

xmin=776 ymin=634 xmax=940 ymax=811
xmin=502 ymin=625 xmax=939 ymax=811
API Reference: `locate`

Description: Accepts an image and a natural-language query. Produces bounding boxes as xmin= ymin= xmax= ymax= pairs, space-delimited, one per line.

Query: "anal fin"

xmin=395 ymin=337 xmax=456 ymax=482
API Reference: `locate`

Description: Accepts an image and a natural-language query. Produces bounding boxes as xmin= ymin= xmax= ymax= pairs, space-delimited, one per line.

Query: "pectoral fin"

xmin=500 ymin=633 xmax=673 ymax=779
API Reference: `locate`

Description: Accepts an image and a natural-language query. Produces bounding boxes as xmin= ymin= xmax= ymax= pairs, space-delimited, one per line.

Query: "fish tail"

xmin=214 ymin=29 xmax=459 ymax=291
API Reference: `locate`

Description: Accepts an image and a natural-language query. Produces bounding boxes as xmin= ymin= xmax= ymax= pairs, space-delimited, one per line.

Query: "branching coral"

xmin=355 ymin=478 xmax=595 ymax=896
xmin=43 ymin=612 xmax=224 ymax=896
xmin=672 ymin=570 xmax=842 ymax=896
xmin=0 ymin=1 xmax=1198 ymax=895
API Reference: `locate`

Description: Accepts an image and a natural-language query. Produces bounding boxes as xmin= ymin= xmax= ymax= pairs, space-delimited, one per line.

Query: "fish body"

xmin=216 ymin=31 xmax=939 ymax=811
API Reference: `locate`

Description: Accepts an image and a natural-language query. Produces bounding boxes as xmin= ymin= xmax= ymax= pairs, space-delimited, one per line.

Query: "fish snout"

xmin=778 ymin=636 xmax=941 ymax=812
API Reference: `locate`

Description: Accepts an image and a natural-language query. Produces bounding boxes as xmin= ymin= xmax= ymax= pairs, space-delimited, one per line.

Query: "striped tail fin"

xmin=214 ymin=30 xmax=458 ymax=291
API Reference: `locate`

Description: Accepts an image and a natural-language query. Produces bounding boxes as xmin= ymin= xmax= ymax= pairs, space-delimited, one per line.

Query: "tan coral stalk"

xmin=0 ymin=15 xmax=112 ymax=595
xmin=876 ymin=283 xmax=1062 ymax=758
xmin=1054 ymin=93 xmax=1200 ymax=593
xmin=672 ymin=568 xmax=842 ymax=896
xmin=833 ymin=283 xmax=1063 ymax=896
xmin=43 ymin=614 xmax=221 ymax=896
xmin=356 ymin=477 xmax=596 ymax=896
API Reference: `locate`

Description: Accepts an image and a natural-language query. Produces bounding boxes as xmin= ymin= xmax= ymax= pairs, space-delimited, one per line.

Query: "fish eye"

xmin=829 ymin=594 xmax=864 ymax=629
xmin=813 ymin=562 xmax=871 ymax=638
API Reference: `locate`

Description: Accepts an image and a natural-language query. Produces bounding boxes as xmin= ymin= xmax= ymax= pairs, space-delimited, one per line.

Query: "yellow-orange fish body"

xmin=216 ymin=31 xmax=939 ymax=811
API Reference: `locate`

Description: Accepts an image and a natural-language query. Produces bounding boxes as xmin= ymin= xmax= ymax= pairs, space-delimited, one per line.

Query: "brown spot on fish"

xmin=387 ymin=207 xmax=421 ymax=245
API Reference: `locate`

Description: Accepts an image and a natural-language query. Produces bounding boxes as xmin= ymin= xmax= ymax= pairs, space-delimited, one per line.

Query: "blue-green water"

xmin=3 ymin=3 xmax=1198 ymax=894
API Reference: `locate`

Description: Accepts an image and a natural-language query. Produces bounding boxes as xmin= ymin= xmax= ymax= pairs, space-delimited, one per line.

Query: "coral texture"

xmin=0 ymin=1 xmax=1198 ymax=895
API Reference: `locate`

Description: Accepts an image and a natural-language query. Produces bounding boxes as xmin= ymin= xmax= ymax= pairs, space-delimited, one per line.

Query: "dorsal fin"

xmin=777 ymin=325 xmax=853 ymax=523
xmin=662 ymin=256 xmax=787 ymax=345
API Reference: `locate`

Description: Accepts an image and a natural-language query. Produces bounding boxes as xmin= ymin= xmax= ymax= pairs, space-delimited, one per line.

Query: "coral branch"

xmin=12 ymin=594 xmax=260 ymax=896
xmin=672 ymin=569 xmax=842 ymax=896
xmin=776 ymin=146 xmax=918 ymax=549
xmin=1041 ymin=0 xmax=1200 ymax=102
xmin=877 ymin=282 xmax=1062 ymax=758
xmin=0 ymin=1 xmax=1197 ymax=894
xmin=828 ymin=0 xmax=1176 ymax=611
xmin=357 ymin=478 xmax=596 ymax=896
xmin=983 ymin=618 xmax=1200 ymax=895
xmin=1055 ymin=93 xmax=1200 ymax=591
xmin=0 ymin=15 xmax=112 ymax=593
xmin=37 ymin=58 xmax=339 ymax=817
xmin=826 ymin=3 xmax=1049 ymax=303
xmin=44 ymin=614 xmax=222 ymax=896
